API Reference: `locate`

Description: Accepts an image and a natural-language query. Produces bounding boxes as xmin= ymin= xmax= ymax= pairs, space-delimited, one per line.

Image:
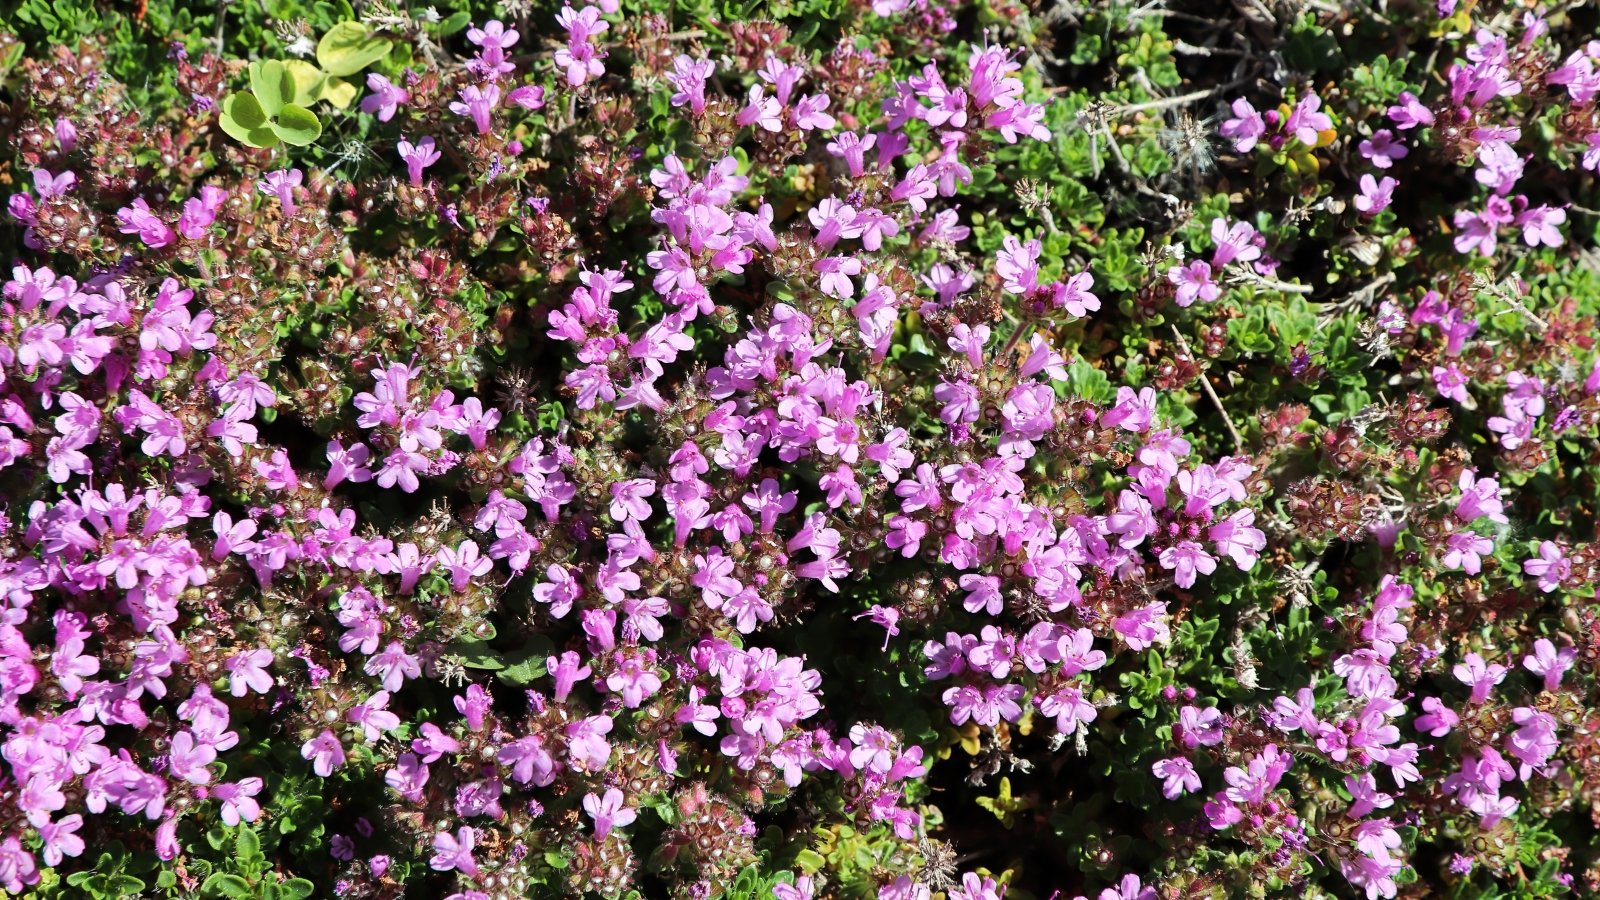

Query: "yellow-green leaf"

xmin=282 ymin=59 xmax=326 ymax=107
xmin=317 ymin=21 xmax=392 ymax=77
xmin=318 ymin=75 xmax=358 ymax=109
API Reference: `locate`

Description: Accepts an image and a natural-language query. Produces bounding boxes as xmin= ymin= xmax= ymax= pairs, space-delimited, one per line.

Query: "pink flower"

xmin=259 ymin=169 xmax=303 ymax=217
xmin=1386 ymin=91 xmax=1435 ymax=129
xmin=1454 ymin=469 xmax=1506 ymax=524
xmin=1433 ymin=363 xmax=1469 ymax=403
xmin=1152 ymin=757 xmax=1201 ymax=799
xmin=1285 ymin=92 xmax=1332 ymax=147
xmin=397 ymin=136 xmax=441 ymax=186
xmin=555 ymin=4 xmax=608 ymax=87
xmin=1209 ymin=509 xmax=1266 ymax=570
xmin=1415 ymin=696 xmax=1458 ymax=736
xmin=212 ymin=778 xmax=264 ymax=826
xmin=996 ymin=235 xmax=1042 ymax=295
xmin=226 ymin=647 xmax=274 ymax=696
xmin=1218 ymin=97 xmax=1265 ymax=152
xmin=606 ymin=653 xmax=663 ymax=707
xmin=790 ymin=94 xmax=836 ymax=131
xmin=1102 ymin=386 xmax=1157 ymax=433
xmin=430 ymin=826 xmax=479 ymax=877
xmin=609 ymin=478 xmax=657 ymax=522
xmin=1453 ymin=653 xmax=1507 ymax=704
xmin=1167 ymin=260 xmax=1220 ymax=307
xmin=301 ymin=730 xmax=346 ymax=777
xmin=178 ymin=184 xmax=227 ymax=238
xmin=116 ymin=199 xmax=175 ymax=248
xmin=1050 ymin=271 xmax=1099 ymax=316
xmin=360 ymin=73 xmax=408 ymax=121
xmin=1358 ymin=129 xmax=1408 ymax=168
xmin=37 ymin=814 xmax=84 ymax=867
xmin=1159 ymin=540 xmax=1216 ymax=589
xmin=582 ymin=787 xmax=637 ymax=839
xmin=1522 ymin=637 xmax=1575 ymax=691
xmin=736 ymin=85 xmax=783 ymax=132
xmin=449 ymin=84 xmax=501 ymax=135
xmin=1177 ymin=705 xmax=1225 ymax=749
xmin=958 ymin=574 xmax=1004 ymax=616
xmin=1441 ymin=532 xmax=1493 ymax=574
xmin=1354 ymin=174 xmax=1396 ymax=215
xmin=498 ymin=736 xmax=558 ymax=786
xmin=1516 ymin=205 xmax=1566 ymax=248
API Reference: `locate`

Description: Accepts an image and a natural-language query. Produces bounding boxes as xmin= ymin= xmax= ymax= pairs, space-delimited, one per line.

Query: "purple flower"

xmin=301 ymin=730 xmax=347 ymax=777
xmin=1152 ymin=757 xmax=1201 ymax=799
xmin=1432 ymin=363 xmax=1469 ymax=403
xmin=1453 ymin=653 xmax=1507 ymax=704
xmin=37 ymin=815 xmax=84 ymax=867
xmin=212 ymin=779 xmax=264 ymax=826
xmin=1441 ymin=532 xmax=1494 ymax=574
xmin=1516 ymin=205 xmax=1566 ymax=248
xmin=259 ymin=169 xmax=304 ymax=217
xmin=1218 ymin=97 xmax=1265 ymax=152
xmin=1354 ymin=174 xmax=1396 ymax=215
xmin=555 ymin=5 xmax=608 ymax=87
xmin=430 ymin=826 xmax=479 ymax=877
xmin=360 ymin=73 xmax=409 ymax=121
xmin=1284 ymin=92 xmax=1332 ymax=147
xmin=115 ymin=199 xmax=175 ymax=248
xmin=790 ymin=94 xmax=836 ymax=131
xmin=397 ymin=136 xmax=441 ymax=186
xmin=667 ymin=54 xmax=715 ymax=115
xmin=582 ymin=787 xmax=637 ymax=839
xmin=1523 ymin=637 xmax=1575 ymax=691
xmin=1167 ymin=260 xmax=1220 ymax=307
xmin=226 ymin=647 xmax=274 ymax=696
xmin=1386 ymin=91 xmax=1435 ymax=129
xmin=450 ymin=84 xmax=501 ymax=135
xmin=1358 ymin=129 xmax=1408 ymax=168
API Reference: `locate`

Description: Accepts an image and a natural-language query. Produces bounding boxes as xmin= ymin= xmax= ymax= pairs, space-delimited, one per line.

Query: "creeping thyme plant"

xmin=4 ymin=0 xmax=1600 ymax=897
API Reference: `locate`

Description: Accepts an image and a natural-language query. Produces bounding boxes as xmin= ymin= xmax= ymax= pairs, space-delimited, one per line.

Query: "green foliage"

xmin=316 ymin=20 xmax=392 ymax=75
xmin=219 ymin=60 xmax=324 ymax=148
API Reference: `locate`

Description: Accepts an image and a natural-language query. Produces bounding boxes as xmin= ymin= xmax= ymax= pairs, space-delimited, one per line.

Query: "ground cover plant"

xmin=2 ymin=0 xmax=1600 ymax=897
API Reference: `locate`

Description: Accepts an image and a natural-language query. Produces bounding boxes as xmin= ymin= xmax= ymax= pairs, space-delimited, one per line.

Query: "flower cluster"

xmin=3 ymin=2 xmax=1600 ymax=899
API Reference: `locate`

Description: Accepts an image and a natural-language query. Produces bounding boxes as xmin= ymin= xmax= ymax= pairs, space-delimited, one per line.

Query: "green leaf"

xmin=107 ymin=874 xmax=146 ymax=897
xmin=449 ymin=636 xmax=505 ymax=670
xmin=202 ymin=873 xmax=255 ymax=899
xmin=270 ymin=104 xmax=322 ymax=146
xmin=249 ymin=59 xmax=291 ymax=115
xmin=219 ymin=92 xmax=278 ymax=148
xmin=317 ymin=21 xmax=393 ymax=76
xmin=0 ymin=39 xmax=24 ymax=83
xmin=278 ymin=878 xmax=316 ymax=900
xmin=319 ymin=76 xmax=358 ymax=109
xmin=281 ymin=60 xmax=326 ymax=106
xmin=495 ymin=641 xmax=553 ymax=686
xmin=438 ymin=11 xmax=471 ymax=35
xmin=235 ymin=826 xmax=262 ymax=862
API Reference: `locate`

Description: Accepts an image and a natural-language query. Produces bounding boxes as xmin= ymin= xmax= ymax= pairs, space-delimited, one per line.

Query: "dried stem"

xmin=1172 ymin=326 xmax=1245 ymax=453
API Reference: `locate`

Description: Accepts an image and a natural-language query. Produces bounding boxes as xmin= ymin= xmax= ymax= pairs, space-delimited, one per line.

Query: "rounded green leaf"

xmin=317 ymin=21 xmax=393 ymax=77
xmin=218 ymin=92 xmax=279 ymax=148
xmin=248 ymin=59 xmax=291 ymax=115
xmin=202 ymin=873 xmax=254 ymax=899
xmin=270 ymin=104 xmax=322 ymax=147
xmin=281 ymin=60 xmax=326 ymax=107
xmin=318 ymin=75 xmax=358 ymax=110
